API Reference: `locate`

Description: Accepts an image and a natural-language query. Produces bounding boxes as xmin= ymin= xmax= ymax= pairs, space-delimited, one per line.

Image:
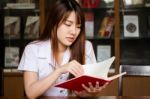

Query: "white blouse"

xmin=18 ymin=40 xmax=96 ymax=96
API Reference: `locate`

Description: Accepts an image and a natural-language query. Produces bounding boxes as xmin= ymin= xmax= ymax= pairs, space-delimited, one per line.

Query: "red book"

xmin=55 ymin=57 xmax=126 ymax=91
xmin=55 ymin=72 xmax=126 ymax=91
xmin=81 ymin=0 xmax=100 ymax=8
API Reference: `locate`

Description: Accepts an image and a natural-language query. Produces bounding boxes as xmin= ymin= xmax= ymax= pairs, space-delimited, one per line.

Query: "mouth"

xmin=66 ymin=37 xmax=75 ymax=42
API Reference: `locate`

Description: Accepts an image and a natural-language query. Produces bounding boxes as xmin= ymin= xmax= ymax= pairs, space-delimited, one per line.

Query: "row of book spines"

xmin=79 ymin=0 xmax=113 ymax=8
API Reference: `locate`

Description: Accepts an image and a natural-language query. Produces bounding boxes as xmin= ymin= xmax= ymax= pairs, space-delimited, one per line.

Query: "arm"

xmin=24 ymin=68 xmax=61 ymax=98
xmin=24 ymin=60 xmax=84 ymax=99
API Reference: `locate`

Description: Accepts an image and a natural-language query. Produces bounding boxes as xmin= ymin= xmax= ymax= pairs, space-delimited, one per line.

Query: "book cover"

xmin=97 ymin=45 xmax=111 ymax=62
xmin=16 ymin=0 xmax=34 ymax=3
xmin=24 ymin=16 xmax=39 ymax=39
xmin=123 ymin=0 xmax=143 ymax=6
xmin=55 ymin=57 xmax=126 ymax=91
xmin=145 ymin=0 xmax=150 ymax=7
xmin=5 ymin=3 xmax=35 ymax=9
xmin=123 ymin=0 xmax=132 ymax=6
xmin=4 ymin=16 xmax=20 ymax=39
xmin=80 ymin=0 xmax=100 ymax=8
xmin=132 ymin=0 xmax=143 ymax=5
xmin=84 ymin=12 xmax=94 ymax=38
xmin=5 ymin=47 xmax=19 ymax=67
xmin=98 ymin=16 xmax=114 ymax=38
xmin=148 ymin=16 xmax=150 ymax=36
xmin=123 ymin=15 xmax=139 ymax=37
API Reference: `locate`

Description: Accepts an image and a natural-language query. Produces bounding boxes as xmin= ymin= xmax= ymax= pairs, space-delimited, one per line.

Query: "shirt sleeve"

xmin=85 ymin=40 xmax=97 ymax=64
xmin=18 ymin=44 xmax=38 ymax=72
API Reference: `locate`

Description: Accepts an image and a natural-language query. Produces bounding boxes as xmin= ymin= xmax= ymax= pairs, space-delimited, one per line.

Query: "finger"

xmin=81 ymin=84 xmax=90 ymax=92
xmin=102 ymin=82 xmax=109 ymax=89
xmin=74 ymin=64 xmax=84 ymax=75
xmin=73 ymin=61 xmax=84 ymax=73
xmin=68 ymin=67 xmax=79 ymax=77
xmin=88 ymin=82 xmax=94 ymax=90
xmin=71 ymin=67 xmax=83 ymax=77
xmin=95 ymin=81 xmax=99 ymax=88
xmin=73 ymin=65 xmax=84 ymax=75
xmin=94 ymin=82 xmax=104 ymax=92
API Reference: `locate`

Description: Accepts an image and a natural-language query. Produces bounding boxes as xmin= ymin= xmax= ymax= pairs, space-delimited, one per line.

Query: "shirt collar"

xmin=37 ymin=39 xmax=71 ymax=66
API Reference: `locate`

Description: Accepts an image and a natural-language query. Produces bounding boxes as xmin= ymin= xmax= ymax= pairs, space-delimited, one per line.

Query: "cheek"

xmin=76 ymin=29 xmax=81 ymax=37
xmin=57 ymin=26 xmax=65 ymax=37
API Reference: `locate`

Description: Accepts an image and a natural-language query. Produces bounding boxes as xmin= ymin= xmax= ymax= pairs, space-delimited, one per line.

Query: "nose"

xmin=70 ymin=25 xmax=77 ymax=35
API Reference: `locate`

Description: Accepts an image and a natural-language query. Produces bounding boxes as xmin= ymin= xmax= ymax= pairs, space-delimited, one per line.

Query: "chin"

xmin=64 ymin=42 xmax=73 ymax=46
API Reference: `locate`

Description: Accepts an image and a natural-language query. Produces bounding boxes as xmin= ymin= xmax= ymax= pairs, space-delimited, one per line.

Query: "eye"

xmin=64 ymin=21 xmax=72 ymax=27
xmin=64 ymin=23 xmax=71 ymax=27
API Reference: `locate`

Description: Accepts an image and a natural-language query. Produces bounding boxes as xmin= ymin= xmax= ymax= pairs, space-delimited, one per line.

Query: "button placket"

xmin=59 ymin=75 xmax=63 ymax=79
xmin=60 ymin=90 xmax=64 ymax=93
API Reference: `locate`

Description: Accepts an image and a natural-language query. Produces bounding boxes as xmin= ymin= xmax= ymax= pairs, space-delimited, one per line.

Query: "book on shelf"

xmin=79 ymin=0 xmax=100 ymax=8
xmin=97 ymin=45 xmax=111 ymax=62
xmin=148 ymin=16 xmax=150 ymax=28
xmin=4 ymin=3 xmax=35 ymax=9
xmin=123 ymin=0 xmax=132 ymax=6
xmin=132 ymin=0 xmax=143 ymax=5
xmin=148 ymin=16 xmax=150 ymax=36
xmin=84 ymin=12 xmax=94 ymax=38
xmin=98 ymin=16 xmax=114 ymax=38
xmin=123 ymin=15 xmax=139 ymax=37
xmin=5 ymin=47 xmax=19 ymax=67
xmin=55 ymin=56 xmax=126 ymax=91
xmin=4 ymin=16 xmax=20 ymax=39
xmin=123 ymin=0 xmax=143 ymax=6
xmin=145 ymin=0 xmax=150 ymax=7
xmin=16 ymin=0 xmax=34 ymax=3
xmin=24 ymin=16 xmax=39 ymax=39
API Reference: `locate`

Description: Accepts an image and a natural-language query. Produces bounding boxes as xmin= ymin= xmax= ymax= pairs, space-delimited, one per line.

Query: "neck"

xmin=58 ymin=43 xmax=67 ymax=53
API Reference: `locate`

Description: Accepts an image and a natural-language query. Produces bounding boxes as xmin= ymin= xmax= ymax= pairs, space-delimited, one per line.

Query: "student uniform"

xmin=18 ymin=40 xmax=96 ymax=96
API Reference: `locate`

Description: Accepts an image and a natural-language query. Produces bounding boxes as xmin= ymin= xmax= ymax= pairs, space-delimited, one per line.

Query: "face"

xmin=57 ymin=11 xmax=81 ymax=49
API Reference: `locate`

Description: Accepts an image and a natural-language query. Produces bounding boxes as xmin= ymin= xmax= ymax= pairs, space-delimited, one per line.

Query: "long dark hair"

xmin=39 ymin=0 xmax=85 ymax=92
xmin=39 ymin=0 xmax=85 ymax=74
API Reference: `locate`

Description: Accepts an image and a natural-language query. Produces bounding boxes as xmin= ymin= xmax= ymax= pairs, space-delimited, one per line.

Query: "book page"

xmin=83 ymin=56 xmax=115 ymax=78
xmin=107 ymin=72 xmax=126 ymax=81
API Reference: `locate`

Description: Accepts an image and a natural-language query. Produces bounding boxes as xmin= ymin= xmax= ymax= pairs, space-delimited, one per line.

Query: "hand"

xmin=75 ymin=82 xmax=109 ymax=97
xmin=58 ymin=60 xmax=84 ymax=77
xmin=82 ymin=82 xmax=108 ymax=94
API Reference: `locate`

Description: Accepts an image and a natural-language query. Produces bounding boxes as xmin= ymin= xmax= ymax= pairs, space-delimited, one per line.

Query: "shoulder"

xmin=25 ymin=40 xmax=49 ymax=50
xmin=85 ymin=40 xmax=94 ymax=53
xmin=85 ymin=40 xmax=93 ymax=49
xmin=24 ymin=40 xmax=50 ymax=55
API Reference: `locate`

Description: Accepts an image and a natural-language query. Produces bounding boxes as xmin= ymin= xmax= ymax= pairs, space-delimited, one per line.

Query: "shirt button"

xmin=60 ymin=90 xmax=64 ymax=93
xmin=60 ymin=76 xmax=63 ymax=79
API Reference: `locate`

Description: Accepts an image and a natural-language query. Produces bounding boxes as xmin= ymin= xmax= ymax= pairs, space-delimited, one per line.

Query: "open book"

xmin=55 ymin=56 xmax=126 ymax=91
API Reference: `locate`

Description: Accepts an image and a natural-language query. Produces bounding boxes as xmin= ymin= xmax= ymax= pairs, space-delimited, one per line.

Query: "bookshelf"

xmin=0 ymin=0 xmax=40 ymax=97
xmin=1 ymin=0 xmax=150 ymax=96
xmin=120 ymin=0 xmax=150 ymax=66
xmin=0 ymin=0 xmax=40 ymax=71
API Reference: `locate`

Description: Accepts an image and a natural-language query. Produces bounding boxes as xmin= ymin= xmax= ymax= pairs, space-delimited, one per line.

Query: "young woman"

xmin=18 ymin=0 xmax=108 ymax=98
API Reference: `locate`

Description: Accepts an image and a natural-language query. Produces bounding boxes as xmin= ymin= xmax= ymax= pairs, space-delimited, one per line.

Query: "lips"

xmin=66 ymin=37 xmax=75 ymax=42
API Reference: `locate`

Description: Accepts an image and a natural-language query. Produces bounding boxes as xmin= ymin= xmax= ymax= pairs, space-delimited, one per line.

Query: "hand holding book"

xmin=55 ymin=57 xmax=126 ymax=91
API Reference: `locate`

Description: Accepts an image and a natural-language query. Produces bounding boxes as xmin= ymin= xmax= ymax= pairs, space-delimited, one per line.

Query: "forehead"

xmin=61 ymin=11 xmax=81 ymax=24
